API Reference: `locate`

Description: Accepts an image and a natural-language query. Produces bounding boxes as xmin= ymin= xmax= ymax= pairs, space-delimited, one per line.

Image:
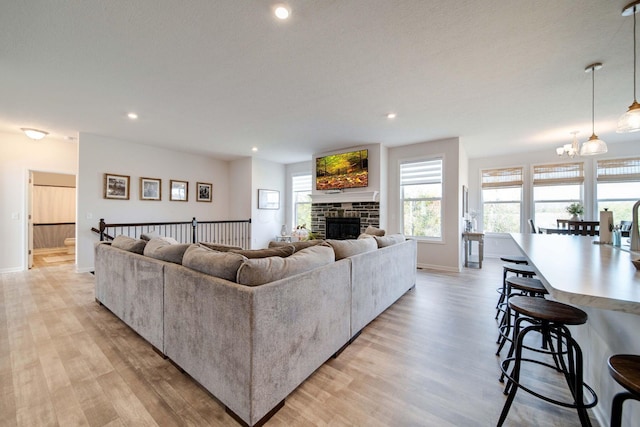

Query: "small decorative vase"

xmin=280 ymin=225 xmax=287 ymax=236
xmin=570 ymin=214 xmax=579 ymax=221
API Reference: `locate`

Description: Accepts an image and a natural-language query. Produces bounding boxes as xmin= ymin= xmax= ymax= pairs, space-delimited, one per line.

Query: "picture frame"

xmin=258 ymin=189 xmax=280 ymax=210
xmin=197 ymin=182 xmax=212 ymax=202
xmin=462 ymin=185 xmax=469 ymax=217
xmin=140 ymin=177 xmax=161 ymax=201
xmin=170 ymin=179 xmax=188 ymax=201
xmin=104 ymin=173 xmax=130 ymax=200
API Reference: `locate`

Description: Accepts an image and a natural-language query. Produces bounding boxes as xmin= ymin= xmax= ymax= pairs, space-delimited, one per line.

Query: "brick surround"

xmin=311 ymin=202 xmax=380 ymax=239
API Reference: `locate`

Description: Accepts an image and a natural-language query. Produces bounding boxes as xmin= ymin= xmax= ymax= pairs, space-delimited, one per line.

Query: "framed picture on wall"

xmin=258 ymin=189 xmax=279 ymax=209
xmin=140 ymin=177 xmax=161 ymax=201
xmin=170 ymin=179 xmax=188 ymax=201
xmin=104 ymin=173 xmax=130 ymax=200
xmin=197 ymin=182 xmax=212 ymax=202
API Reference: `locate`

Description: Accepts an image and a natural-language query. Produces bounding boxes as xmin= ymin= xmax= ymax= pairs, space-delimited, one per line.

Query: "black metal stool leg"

xmin=611 ymin=392 xmax=635 ymax=427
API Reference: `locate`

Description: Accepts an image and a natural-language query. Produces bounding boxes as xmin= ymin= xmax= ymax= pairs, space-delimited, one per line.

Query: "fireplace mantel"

xmin=310 ymin=190 xmax=379 ymax=204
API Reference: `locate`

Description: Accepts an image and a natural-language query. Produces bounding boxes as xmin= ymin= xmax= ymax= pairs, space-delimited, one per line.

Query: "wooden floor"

xmin=31 ymin=248 xmax=75 ymax=269
xmin=0 ymin=259 xmax=600 ymax=426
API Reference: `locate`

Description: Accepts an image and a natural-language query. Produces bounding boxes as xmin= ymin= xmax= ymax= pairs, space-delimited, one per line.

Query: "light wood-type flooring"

xmin=0 ymin=259 xmax=600 ymax=426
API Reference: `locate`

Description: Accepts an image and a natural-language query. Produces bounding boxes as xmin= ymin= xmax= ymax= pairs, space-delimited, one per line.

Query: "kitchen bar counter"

xmin=510 ymin=233 xmax=640 ymax=316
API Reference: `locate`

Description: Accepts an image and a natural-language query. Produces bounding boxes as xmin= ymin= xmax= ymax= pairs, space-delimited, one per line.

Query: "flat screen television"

xmin=316 ymin=149 xmax=368 ymax=190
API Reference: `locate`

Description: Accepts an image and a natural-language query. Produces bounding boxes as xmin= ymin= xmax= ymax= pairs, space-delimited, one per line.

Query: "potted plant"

xmin=566 ymin=202 xmax=584 ymax=221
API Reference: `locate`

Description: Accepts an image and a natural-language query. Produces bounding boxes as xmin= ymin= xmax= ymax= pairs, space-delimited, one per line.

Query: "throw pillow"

xmin=182 ymin=244 xmax=247 ymax=281
xmin=199 ymin=242 xmax=243 ymax=252
xmin=326 ymin=238 xmax=378 ymax=260
xmin=364 ymin=225 xmax=386 ymax=236
xmin=111 ymin=235 xmax=147 ymax=254
xmin=140 ymin=230 xmax=161 ymax=241
xmin=236 ymin=244 xmax=335 ymax=286
xmin=373 ymin=234 xmax=406 ymax=248
xmin=143 ymin=237 xmax=191 ymax=264
xmin=230 ymin=245 xmax=294 ymax=259
xmin=268 ymin=239 xmax=324 ymax=252
xmin=357 ymin=233 xmax=375 ymax=240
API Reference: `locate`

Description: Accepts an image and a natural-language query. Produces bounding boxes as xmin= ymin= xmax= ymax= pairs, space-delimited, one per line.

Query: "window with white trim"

xmin=482 ymin=167 xmax=523 ymax=233
xmin=292 ymin=174 xmax=312 ymax=229
xmin=533 ymin=162 xmax=584 ymax=229
xmin=596 ymin=157 xmax=640 ymax=224
xmin=400 ymin=158 xmax=443 ymax=239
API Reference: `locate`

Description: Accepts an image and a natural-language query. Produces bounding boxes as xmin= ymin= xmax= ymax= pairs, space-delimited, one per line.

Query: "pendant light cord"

xmin=592 ymin=65 xmax=595 ymax=136
xmin=634 ymin=5 xmax=637 ymax=102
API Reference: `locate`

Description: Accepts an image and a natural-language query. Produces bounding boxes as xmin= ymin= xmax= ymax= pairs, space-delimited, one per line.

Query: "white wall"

xmin=251 ymin=158 xmax=286 ymax=249
xmin=229 ymin=157 xmax=252 ymax=220
xmin=468 ymin=139 xmax=640 ymax=259
xmin=388 ymin=137 xmax=462 ymax=271
xmin=77 ymin=133 xmax=231 ymax=272
xmin=0 ymin=132 xmax=77 ymax=272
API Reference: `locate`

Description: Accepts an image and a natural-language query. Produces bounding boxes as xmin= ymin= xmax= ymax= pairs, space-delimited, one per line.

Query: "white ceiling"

xmin=2 ymin=0 xmax=639 ymax=163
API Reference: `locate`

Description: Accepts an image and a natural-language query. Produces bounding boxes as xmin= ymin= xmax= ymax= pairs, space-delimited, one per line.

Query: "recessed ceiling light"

xmin=21 ymin=128 xmax=48 ymax=140
xmin=274 ymin=4 xmax=290 ymax=20
xmin=127 ymin=112 xmax=138 ymax=120
xmin=386 ymin=112 xmax=397 ymax=119
xmin=252 ymin=147 xmax=258 ymax=152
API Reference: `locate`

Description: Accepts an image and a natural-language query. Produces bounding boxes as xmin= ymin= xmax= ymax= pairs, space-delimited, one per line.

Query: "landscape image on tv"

xmin=316 ymin=149 xmax=368 ymax=190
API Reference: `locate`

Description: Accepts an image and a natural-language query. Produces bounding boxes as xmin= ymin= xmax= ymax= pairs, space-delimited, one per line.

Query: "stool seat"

xmin=509 ymin=296 xmax=587 ymax=325
xmin=503 ymin=263 xmax=536 ymax=275
xmin=607 ymin=354 xmax=640 ymax=427
xmin=506 ymin=277 xmax=548 ymax=295
xmin=500 ymin=255 xmax=528 ymax=264
xmin=608 ymin=355 xmax=640 ymax=396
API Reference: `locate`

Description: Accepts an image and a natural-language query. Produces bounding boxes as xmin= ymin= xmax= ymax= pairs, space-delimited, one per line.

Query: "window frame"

xmin=481 ymin=166 xmax=524 ymax=234
xmin=399 ymin=157 xmax=444 ymax=241
xmin=291 ymin=173 xmax=312 ymax=230
xmin=532 ymin=161 xmax=584 ymax=230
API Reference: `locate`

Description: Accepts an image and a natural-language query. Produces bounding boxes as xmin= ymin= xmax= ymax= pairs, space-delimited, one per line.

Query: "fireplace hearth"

xmin=325 ymin=217 xmax=361 ymax=240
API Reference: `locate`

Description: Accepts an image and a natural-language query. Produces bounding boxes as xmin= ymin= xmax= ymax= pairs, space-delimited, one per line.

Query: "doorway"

xmin=29 ymin=171 xmax=76 ymax=269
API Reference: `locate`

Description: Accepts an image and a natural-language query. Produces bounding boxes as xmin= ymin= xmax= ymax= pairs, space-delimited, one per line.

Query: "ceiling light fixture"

xmin=386 ymin=112 xmax=397 ymax=119
xmin=556 ymin=131 xmax=580 ymax=157
xmin=274 ymin=4 xmax=290 ymax=20
xmin=252 ymin=147 xmax=258 ymax=152
xmin=580 ymin=63 xmax=608 ymax=156
xmin=618 ymin=1 xmax=640 ymax=133
xmin=127 ymin=112 xmax=138 ymax=119
xmin=21 ymin=128 xmax=48 ymax=140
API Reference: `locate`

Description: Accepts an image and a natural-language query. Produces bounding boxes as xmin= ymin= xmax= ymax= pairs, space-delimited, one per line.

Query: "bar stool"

xmin=495 ymin=263 xmax=536 ymax=320
xmin=495 ymin=276 xmax=548 ymax=356
xmin=497 ymin=296 xmax=597 ymax=427
xmin=607 ymin=354 xmax=640 ymax=427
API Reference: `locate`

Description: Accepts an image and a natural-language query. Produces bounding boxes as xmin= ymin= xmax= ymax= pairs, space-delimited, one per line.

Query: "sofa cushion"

xmin=199 ymin=242 xmax=243 ymax=252
xmin=140 ymin=230 xmax=161 ymax=241
xmin=327 ymin=238 xmax=378 ymax=260
xmin=111 ymin=235 xmax=146 ymax=254
xmin=236 ymin=244 xmax=335 ymax=286
xmin=357 ymin=233 xmax=375 ymax=240
xmin=364 ymin=225 xmax=386 ymax=236
xmin=230 ymin=245 xmax=295 ymax=259
xmin=268 ymin=239 xmax=324 ymax=252
xmin=374 ymin=234 xmax=406 ymax=248
xmin=182 ymin=244 xmax=247 ymax=281
xmin=143 ymin=237 xmax=191 ymax=264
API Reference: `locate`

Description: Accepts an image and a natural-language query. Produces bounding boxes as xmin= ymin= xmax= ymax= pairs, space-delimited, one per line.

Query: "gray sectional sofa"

xmin=94 ymin=236 xmax=417 ymax=426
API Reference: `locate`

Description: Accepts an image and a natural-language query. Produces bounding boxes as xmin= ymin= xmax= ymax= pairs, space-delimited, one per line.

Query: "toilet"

xmin=64 ymin=238 xmax=76 ymax=255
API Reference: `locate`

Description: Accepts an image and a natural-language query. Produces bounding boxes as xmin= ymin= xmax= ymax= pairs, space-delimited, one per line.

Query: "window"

xmin=596 ymin=157 xmax=640 ymax=223
xmin=292 ymin=174 xmax=312 ymax=228
xmin=533 ymin=162 xmax=584 ymax=229
xmin=400 ymin=159 xmax=443 ymax=239
xmin=482 ymin=167 xmax=523 ymax=233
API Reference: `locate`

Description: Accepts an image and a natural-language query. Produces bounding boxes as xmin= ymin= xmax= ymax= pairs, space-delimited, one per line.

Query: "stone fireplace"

xmin=311 ymin=201 xmax=380 ymax=239
xmin=325 ymin=217 xmax=361 ymax=240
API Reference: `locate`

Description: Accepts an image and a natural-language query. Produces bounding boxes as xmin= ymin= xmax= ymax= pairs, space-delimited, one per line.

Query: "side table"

xmin=463 ymin=232 xmax=484 ymax=268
